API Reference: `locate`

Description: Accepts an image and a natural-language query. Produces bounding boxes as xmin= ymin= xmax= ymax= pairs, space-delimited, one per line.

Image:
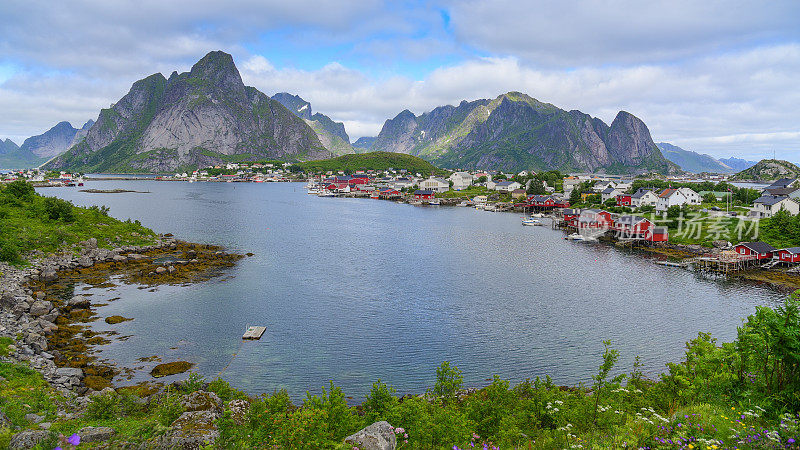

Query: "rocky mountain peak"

xmin=188 ymin=51 xmax=243 ymax=93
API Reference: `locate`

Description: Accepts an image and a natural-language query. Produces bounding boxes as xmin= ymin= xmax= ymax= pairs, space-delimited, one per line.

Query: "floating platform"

xmin=242 ymin=326 xmax=266 ymax=340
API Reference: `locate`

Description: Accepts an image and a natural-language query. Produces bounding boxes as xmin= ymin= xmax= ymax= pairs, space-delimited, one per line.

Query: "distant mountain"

xmin=352 ymin=136 xmax=377 ymax=153
xmin=730 ymin=159 xmax=800 ymax=182
xmin=272 ymin=93 xmax=353 ymax=156
xmin=656 ymin=142 xmax=734 ymax=173
xmin=0 ymin=138 xmax=35 ymax=169
xmin=295 ymin=151 xmax=444 ymax=174
xmin=367 ymin=92 xmax=678 ymax=174
xmin=719 ymin=157 xmax=758 ymax=172
xmin=46 ymin=51 xmax=329 ymax=173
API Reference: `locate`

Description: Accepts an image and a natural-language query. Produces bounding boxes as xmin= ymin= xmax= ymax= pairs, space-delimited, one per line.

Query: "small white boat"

xmin=428 ymin=198 xmax=440 ymax=205
xmin=564 ymin=233 xmax=586 ymax=241
xmin=522 ymin=218 xmax=542 ymax=226
xmin=529 ymin=212 xmax=545 ymax=218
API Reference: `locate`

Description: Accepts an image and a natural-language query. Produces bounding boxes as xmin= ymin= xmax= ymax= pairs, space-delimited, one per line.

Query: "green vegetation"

xmin=436 ymin=185 xmax=491 ymax=198
xmin=1 ymin=291 xmax=799 ymax=448
xmin=293 ymin=151 xmax=448 ymax=176
xmin=150 ymin=361 xmax=194 ymax=378
xmin=0 ymin=180 xmax=158 ymax=265
xmin=731 ymin=159 xmax=800 ymax=182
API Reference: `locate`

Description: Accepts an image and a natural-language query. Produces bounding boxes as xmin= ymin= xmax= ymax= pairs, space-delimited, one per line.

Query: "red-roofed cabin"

xmin=648 ymin=226 xmax=669 ymax=242
xmin=775 ymin=247 xmax=800 ymax=263
xmin=413 ymin=190 xmax=435 ymax=200
xmin=554 ymin=199 xmax=570 ymax=208
xmin=348 ymin=177 xmax=369 ymax=186
xmin=616 ymin=194 xmax=632 ymax=207
xmin=733 ymin=242 xmax=776 ymax=260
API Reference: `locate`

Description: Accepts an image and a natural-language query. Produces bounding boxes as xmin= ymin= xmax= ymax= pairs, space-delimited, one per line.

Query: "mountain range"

xmin=46 ymin=51 xmax=330 ymax=172
xmin=0 ymin=121 xmax=93 ymax=169
xmin=730 ymin=159 xmax=800 ymax=182
xmin=271 ymin=93 xmax=354 ymax=156
xmin=719 ymin=157 xmax=758 ymax=172
xmin=656 ymin=142 xmax=737 ymax=173
xmin=362 ymin=92 xmax=678 ymax=174
xmin=1 ymin=49 xmax=757 ymax=175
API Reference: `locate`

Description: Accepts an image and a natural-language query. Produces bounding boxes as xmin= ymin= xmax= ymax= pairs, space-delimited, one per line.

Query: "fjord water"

xmin=40 ymin=181 xmax=784 ymax=399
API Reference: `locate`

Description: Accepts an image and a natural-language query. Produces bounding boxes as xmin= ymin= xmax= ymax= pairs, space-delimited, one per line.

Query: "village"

xmin=3 ymin=165 xmax=799 ymax=278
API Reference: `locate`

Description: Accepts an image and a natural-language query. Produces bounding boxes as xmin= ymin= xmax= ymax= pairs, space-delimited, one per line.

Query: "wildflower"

xmin=67 ymin=434 xmax=80 ymax=446
xmin=788 ymin=438 xmax=796 ymax=444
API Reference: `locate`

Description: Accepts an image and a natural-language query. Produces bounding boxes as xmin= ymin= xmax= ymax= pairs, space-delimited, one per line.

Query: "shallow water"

xmin=39 ymin=181 xmax=786 ymax=400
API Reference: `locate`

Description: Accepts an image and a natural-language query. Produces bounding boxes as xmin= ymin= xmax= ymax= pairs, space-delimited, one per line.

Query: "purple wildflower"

xmin=67 ymin=434 xmax=80 ymax=446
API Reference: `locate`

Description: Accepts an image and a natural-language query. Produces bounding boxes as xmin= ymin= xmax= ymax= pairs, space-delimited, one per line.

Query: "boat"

xmin=529 ymin=212 xmax=545 ymax=218
xmin=564 ymin=233 xmax=586 ymax=241
xmin=522 ymin=218 xmax=542 ymax=226
xmin=428 ymin=198 xmax=440 ymax=205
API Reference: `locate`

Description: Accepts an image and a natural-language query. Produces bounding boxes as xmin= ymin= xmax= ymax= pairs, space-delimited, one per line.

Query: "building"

xmin=614 ymin=215 xmax=653 ymax=239
xmin=733 ymin=242 xmax=776 ymax=260
xmin=616 ymin=194 xmax=632 ymax=207
xmin=751 ymin=195 xmax=800 ymax=218
xmin=448 ymin=172 xmax=475 ymax=190
xmin=413 ymin=190 xmax=435 ymax=200
xmin=655 ymin=187 xmax=701 ymax=212
xmin=765 ymin=178 xmax=799 ymax=190
xmin=631 ymin=188 xmax=659 ymax=208
xmin=578 ymin=209 xmax=614 ymax=229
xmin=774 ymin=247 xmax=800 ymax=264
xmin=511 ymin=189 xmax=528 ymax=200
xmin=763 ymin=187 xmax=800 ymax=199
xmin=420 ymin=177 xmax=450 ymax=193
xmin=601 ymin=186 xmax=625 ymax=202
xmin=493 ymin=181 xmax=522 ymax=192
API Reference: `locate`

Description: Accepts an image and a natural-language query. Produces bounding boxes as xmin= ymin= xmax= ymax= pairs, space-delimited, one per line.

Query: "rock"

xmin=67 ymin=295 xmax=90 ymax=309
xmin=41 ymin=311 xmax=59 ymax=323
xmin=227 ymin=399 xmax=250 ymax=425
xmin=112 ymin=255 xmax=128 ymax=262
xmin=56 ymin=367 xmax=84 ymax=379
xmin=161 ymin=411 xmax=219 ymax=449
xmin=28 ymin=300 xmax=52 ymax=317
xmin=168 ymin=265 xmax=176 ymax=273
xmin=35 ymin=291 xmax=45 ymax=300
xmin=345 ymin=421 xmax=397 ymax=450
xmin=79 ymin=426 xmax=116 ymax=442
xmin=8 ymin=430 xmax=50 ymax=449
xmin=181 ymin=391 xmax=223 ymax=417
xmin=25 ymin=413 xmax=44 ymax=424
xmin=39 ymin=422 xmax=51 ymax=430
xmin=155 ymin=266 xmax=167 ymax=275
xmin=40 ymin=270 xmax=57 ymax=281
xmin=127 ymin=253 xmax=147 ymax=261
xmin=77 ymin=256 xmax=93 ymax=267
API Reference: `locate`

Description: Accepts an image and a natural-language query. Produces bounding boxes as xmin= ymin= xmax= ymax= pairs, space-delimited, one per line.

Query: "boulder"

xmin=28 ymin=300 xmax=52 ymax=317
xmin=77 ymin=256 xmax=93 ymax=268
xmin=227 ymin=399 xmax=250 ymax=425
xmin=67 ymin=295 xmax=90 ymax=309
xmin=112 ymin=255 xmax=128 ymax=262
xmin=181 ymin=391 xmax=223 ymax=417
xmin=56 ymin=367 xmax=84 ymax=379
xmin=79 ymin=426 xmax=116 ymax=442
xmin=25 ymin=413 xmax=44 ymax=424
xmin=344 ymin=421 xmax=397 ymax=450
xmin=127 ymin=253 xmax=147 ymax=261
xmin=155 ymin=266 xmax=167 ymax=275
xmin=161 ymin=411 xmax=219 ymax=449
xmin=8 ymin=430 xmax=51 ymax=449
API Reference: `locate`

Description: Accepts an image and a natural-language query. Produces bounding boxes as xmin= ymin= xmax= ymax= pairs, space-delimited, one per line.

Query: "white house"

xmin=630 ymin=188 xmax=659 ymax=208
xmin=493 ymin=181 xmax=522 ymax=192
xmin=601 ymin=186 xmax=625 ymax=203
xmin=593 ymin=181 xmax=615 ymax=192
xmin=655 ymin=187 xmax=701 ymax=212
xmin=752 ymin=195 xmax=800 ymax=218
xmin=448 ymin=172 xmax=474 ymax=190
xmin=391 ymin=177 xmax=416 ymax=190
xmin=420 ymin=176 xmax=450 ymax=193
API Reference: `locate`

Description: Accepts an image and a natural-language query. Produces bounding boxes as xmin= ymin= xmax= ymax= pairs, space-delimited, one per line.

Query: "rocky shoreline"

xmin=0 ymin=236 xmax=178 ymax=396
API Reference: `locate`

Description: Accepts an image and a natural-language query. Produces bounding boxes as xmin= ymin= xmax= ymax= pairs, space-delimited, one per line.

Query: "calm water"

xmin=38 ymin=181 xmax=785 ymax=400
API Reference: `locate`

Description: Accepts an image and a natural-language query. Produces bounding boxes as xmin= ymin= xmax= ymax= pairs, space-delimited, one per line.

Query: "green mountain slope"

xmin=294 ymin=151 xmax=445 ymax=175
xmin=272 ymin=92 xmax=354 ymax=156
xmin=730 ymin=159 xmax=800 ymax=181
xmin=369 ymin=92 xmax=678 ymax=174
xmin=46 ymin=51 xmax=329 ymax=173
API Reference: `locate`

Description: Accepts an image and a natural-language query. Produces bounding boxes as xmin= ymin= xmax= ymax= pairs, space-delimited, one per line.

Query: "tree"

xmin=569 ymin=188 xmax=582 ymax=206
xmin=432 ymin=361 xmax=463 ymax=400
xmin=702 ymin=193 xmax=718 ymax=204
xmin=527 ymin=180 xmax=545 ymax=195
xmin=477 ymin=176 xmax=487 ymax=183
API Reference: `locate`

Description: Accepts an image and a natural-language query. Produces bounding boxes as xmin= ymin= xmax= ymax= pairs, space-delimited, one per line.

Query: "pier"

xmin=242 ymin=326 xmax=266 ymax=340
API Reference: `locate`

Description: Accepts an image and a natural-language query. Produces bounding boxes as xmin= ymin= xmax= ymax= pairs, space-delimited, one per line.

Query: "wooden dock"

xmin=242 ymin=326 xmax=266 ymax=340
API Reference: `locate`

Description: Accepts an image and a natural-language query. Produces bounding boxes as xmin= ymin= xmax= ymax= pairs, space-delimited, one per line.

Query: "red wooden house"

xmin=562 ymin=208 xmax=580 ymax=227
xmin=378 ymin=188 xmax=401 ymax=200
xmin=613 ymin=215 xmax=653 ymax=238
xmin=578 ymin=209 xmax=613 ymax=229
xmin=616 ymin=194 xmax=632 ymax=207
xmin=733 ymin=242 xmax=776 ymax=260
xmin=648 ymin=226 xmax=669 ymax=242
xmin=554 ymin=198 xmax=570 ymax=208
xmin=774 ymin=247 xmax=800 ymax=263
xmin=413 ymin=190 xmax=435 ymax=200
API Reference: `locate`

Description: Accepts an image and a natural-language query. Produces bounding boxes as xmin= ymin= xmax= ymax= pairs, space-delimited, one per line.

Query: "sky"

xmin=1 ymin=0 xmax=799 ymax=162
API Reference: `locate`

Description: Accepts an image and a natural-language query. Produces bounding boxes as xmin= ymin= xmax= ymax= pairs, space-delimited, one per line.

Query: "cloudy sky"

xmin=1 ymin=0 xmax=799 ymax=161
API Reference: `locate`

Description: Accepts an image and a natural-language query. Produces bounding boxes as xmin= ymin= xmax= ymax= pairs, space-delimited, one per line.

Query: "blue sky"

xmin=1 ymin=0 xmax=799 ymax=162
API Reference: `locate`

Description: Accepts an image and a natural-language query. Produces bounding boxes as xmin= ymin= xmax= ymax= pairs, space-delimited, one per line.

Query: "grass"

xmin=0 ymin=181 xmax=158 ymax=265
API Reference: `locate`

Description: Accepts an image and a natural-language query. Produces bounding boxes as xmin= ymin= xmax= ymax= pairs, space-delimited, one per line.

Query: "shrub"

xmin=3 ymin=180 xmax=35 ymax=199
xmin=433 ymin=361 xmax=463 ymax=400
xmin=363 ymin=379 xmax=398 ymax=420
xmin=85 ymin=391 xmax=142 ymax=420
xmin=43 ymin=197 xmax=75 ymax=222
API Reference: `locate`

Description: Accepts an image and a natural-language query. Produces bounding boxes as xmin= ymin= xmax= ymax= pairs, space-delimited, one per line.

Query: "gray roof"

xmin=496 ymin=181 xmax=516 ymax=186
xmin=616 ymin=215 xmax=648 ymax=225
xmin=754 ymin=195 xmax=789 ymax=206
xmin=766 ymin=178 xmax=797 ymax=189
xmin=764 ymin=187 xmax=799 ymax=196
xmin=781 ymin=247 xmax=800 ymax=254
xmin=602 ymin=187 xmax=618 ymax=194
xmin=631 ymin=188 xmax=654 ymax=199
xmin=738 ymin=241 xmax=776 ymax=253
